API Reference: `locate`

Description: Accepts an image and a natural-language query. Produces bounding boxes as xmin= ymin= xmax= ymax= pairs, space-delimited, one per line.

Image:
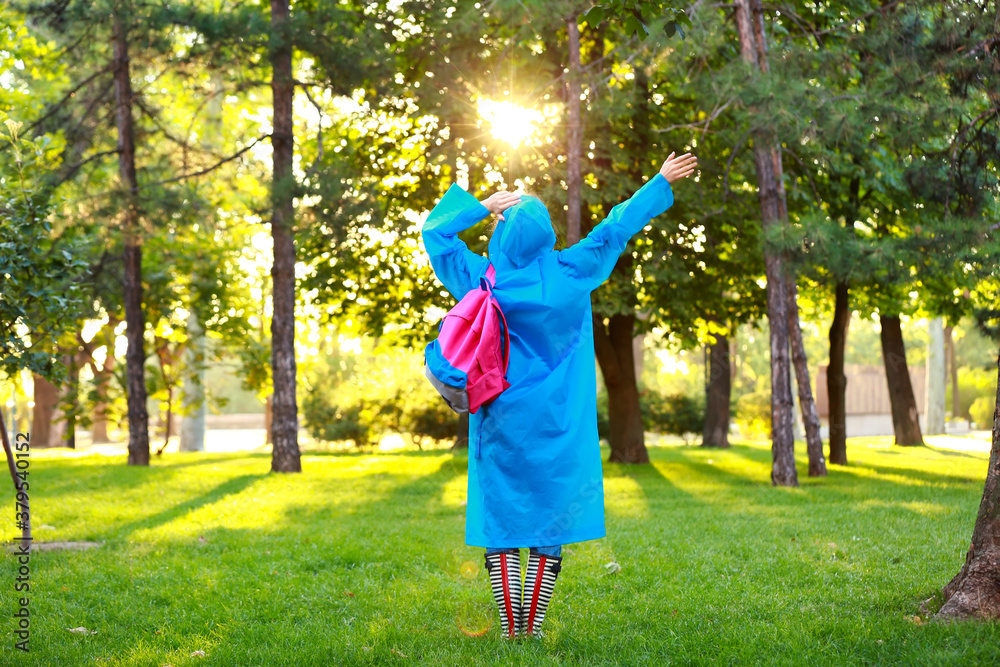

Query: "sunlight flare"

xmin=477 ymin=99 xmax=543 ymax=149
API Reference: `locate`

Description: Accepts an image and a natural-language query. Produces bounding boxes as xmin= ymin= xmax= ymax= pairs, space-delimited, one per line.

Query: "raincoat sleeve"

xmin=556 ymin=173 xmax=673 ymax=292
xmin=421 ymin=183 xmax=492 ymax=300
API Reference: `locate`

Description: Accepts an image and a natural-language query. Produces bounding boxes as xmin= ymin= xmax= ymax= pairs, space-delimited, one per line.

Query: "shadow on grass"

xmin=300 ymin=447 xmax=462 ymax=459
xmin=24 ymin=451 xmax=269 ymax=502
xmin=717 ymin=442 xmax=984 ymax=488
xmin=100 ymin=472 xmax=267 ymax=542
xmin=635 ymin=445 xmax=978 ymax=528
xmin=283 ymin=453 xmax=465 ymax=531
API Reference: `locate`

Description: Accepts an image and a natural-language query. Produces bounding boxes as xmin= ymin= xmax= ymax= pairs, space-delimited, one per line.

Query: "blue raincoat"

xmin=421 ymin=174 xmax=675 ymax=547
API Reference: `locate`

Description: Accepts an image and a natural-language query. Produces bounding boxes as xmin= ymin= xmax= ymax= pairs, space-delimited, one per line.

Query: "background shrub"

xmin=969 ymin=394 xmax=997 ymax=430
xmin=947 ymin=366 xmax=997 ymax=420
xmin=735 ymin=390 xmax=771 ymax=439
xmin=301 ymin=344 xmax=458 ymax=448
xmin=642 ymin=390 xmax=705 ymax=443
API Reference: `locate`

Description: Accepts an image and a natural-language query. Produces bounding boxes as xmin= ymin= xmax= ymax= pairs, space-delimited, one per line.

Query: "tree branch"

xmin=296 ymin=80 xmax=326 ymax=179
xmin=26 ymin=65 xmax=113 ymax=134
xmin=143 ymin=134 xmax=271 ymax=188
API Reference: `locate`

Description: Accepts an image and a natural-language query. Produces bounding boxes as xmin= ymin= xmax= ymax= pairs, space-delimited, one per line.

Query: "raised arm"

xmin=556 ymin=152 xmax=698 ymax=292
xmin=421 ymin=184 xmax=520 ymax=299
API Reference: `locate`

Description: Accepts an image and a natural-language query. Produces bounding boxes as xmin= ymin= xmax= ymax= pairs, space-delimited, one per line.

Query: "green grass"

xmin=2 ymin=438 xmax=999 ymax=666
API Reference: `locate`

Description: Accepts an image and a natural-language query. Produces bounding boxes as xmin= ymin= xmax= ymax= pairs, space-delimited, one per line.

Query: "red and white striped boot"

xmin=484 ymin=549 xmax=522 ymax=639
xmin=520 ymin=552 xmax=562 ymax=636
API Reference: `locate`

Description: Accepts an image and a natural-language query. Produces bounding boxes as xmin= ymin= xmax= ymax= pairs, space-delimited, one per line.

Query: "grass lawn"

xmin=2 ymin=438 xmax=999 ymax=666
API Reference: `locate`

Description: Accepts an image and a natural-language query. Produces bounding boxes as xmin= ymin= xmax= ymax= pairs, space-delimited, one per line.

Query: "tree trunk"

xmin=734 ymin=0 xmax=797 ymax=486
xmin=946 ymin=324 xmax=960 ymax=419
xmin=764 ymin=252 xmax=797 ymax=487
xmin=565 ymin=13 xmax=582 ymax=246
xmin=89 ymin=319 xmax=119 ymax=444
xmin=594 ymin=312 xmax=647 ymax=463
xmin=936 ymin=351 xmax=1000 ymax=619
xmin=827 ymin=281 xmax=850 ymax=464
xmin=162 ymin=387 xmax=172 ymax=451
xmin=91 ymin=353 xmax=114 ymax=444
xmin=31 ymin=374 xmax=58 ymax=448
xmin=91 ymin=414 xmax=110 ymax=444
xmin=265 ymin=393 xmax=273 ymax=445
xmin=63 ymin=353 xmax=78 ymax=449
xmin=926 ymin=317 xmax=947 ymax=435
xmin=453 ymin=412 xmax=469 ymax=451
xmin=269 ymin=0 xmax=301 ymax=473
xmin=0 ymin=410 xmax=30 ymax=544
xmin=179 ymin=312 xmax=206 ymax=452
xmin=879 ymin=314 xmax=924 ymax=446
xmin=702 ymin=333 xmax=731 ymax=448
xmin=787 ymin=281 xmax=826 ymax=476
xmin=113 ymin=15 xmax=149 ymax=466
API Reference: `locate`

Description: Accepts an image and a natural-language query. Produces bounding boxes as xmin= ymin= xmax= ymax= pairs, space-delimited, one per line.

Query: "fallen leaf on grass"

xmin=604 ymin=561 xmax=621 ymax=575
xmin=190 ymin=649 xmax=206 ymax=657
xmin=906 ymin=615 xmax=923 ymax=626
xmin=344 ymin=590 xmax=355 ymax=597
xmin=67 ymin=627 xmax=97 ymax=635
xmin=391 ymin=648 xmax=408 ymax=657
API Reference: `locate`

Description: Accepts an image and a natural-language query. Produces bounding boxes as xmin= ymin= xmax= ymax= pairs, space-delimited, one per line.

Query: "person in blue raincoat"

xmin=421 ymin=152 xmax=699 ymax=638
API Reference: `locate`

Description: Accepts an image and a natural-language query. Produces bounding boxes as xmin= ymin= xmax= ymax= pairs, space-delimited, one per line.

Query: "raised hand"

xmin=480 ymin=191 xmax=522 ymax=221
xmin=659 ymin=152 xmax=699 ymax=184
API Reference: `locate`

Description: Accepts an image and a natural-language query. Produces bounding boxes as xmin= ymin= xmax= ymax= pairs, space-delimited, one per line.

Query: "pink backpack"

xmin=423 ymin=264 xmax=511 ymax=414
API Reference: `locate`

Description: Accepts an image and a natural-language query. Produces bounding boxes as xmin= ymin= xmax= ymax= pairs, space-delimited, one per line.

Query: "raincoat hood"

xmin=488 ymin=195 xmax=556 ymax=270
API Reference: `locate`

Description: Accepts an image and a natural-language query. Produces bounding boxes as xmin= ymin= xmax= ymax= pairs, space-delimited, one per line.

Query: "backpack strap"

xmin=493 ymin=301 xmax=511 ymax=376
xmin=481 ymin=263 xmax=510 ymax=376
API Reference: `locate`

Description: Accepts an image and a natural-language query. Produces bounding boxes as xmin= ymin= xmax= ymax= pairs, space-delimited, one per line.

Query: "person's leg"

xmin=521 ymin=546 xmax=563 ymax=636
xmin=529 ymin=545 xmax=561 ymax=557
xmin=483 ymin=547 xmax=522 ymax=638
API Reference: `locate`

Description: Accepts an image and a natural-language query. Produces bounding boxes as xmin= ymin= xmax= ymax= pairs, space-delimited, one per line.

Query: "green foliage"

xmin=969 ymin=395 xmax=997 ymax=431
xmin=301 ymin=393 xmax=370 ymax=447
xmin=946 ymin=365 xmax=999 ymax=422
xmin=764 ymin=0 xmax=1000 ymax=323
xmin=587 ymin=3 xmax=766 ymax=348
xmin=735 ymin=390 xmax=771 ymax=439
xmin=301 ymin=341 xmax=457 ymax=448
xmin=595 ymin=385 xmax=706 ymax=441
xmin=0 ymin=117 xmax=89 ymax=381
xmin=584 ymin=0 xmax=691 ymax=40
xmin=641 ymin=389 xmax=705 ymax=442
xmin=303 ymin=386 xmax=457 ymax=449
xmin=402 ymin=389 xmax=458 ymax=445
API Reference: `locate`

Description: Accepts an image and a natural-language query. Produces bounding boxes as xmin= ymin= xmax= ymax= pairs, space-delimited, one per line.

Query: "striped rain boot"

xmin=520 ymin=552 xmax=562 ymax=637
xmin=484 ymin=549 xmax=522 ymax=639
